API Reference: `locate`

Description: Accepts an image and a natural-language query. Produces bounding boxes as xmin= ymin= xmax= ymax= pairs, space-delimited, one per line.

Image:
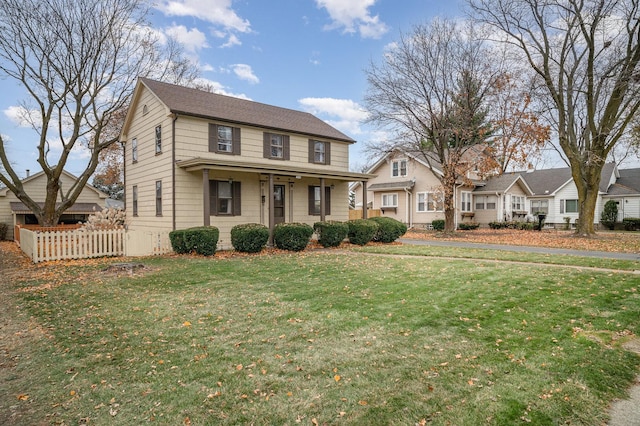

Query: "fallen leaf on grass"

xmin=17 ymin=394 xmax=29 ymax=401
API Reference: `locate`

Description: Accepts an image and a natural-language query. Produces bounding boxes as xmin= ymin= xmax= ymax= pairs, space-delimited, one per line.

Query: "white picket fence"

xmin=18 ymin=227 xmax=172 ymax=263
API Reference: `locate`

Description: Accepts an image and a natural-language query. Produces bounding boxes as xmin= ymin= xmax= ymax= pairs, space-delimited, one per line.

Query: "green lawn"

xmin=7 ymin=249 xmax=640 ymax=425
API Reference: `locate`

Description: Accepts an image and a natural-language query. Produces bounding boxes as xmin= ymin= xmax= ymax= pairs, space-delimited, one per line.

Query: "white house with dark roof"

xmin=120 ymin=78 xmax=373 ymax=248
xmin=601 ymin=168 xmax=640 ymax=222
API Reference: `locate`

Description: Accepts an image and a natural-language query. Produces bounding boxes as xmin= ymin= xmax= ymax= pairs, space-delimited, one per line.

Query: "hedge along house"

xmin=120 ymin=78 xmax=374 ymax=249
xmin=0 ymin=170 xmax=108 ymax=240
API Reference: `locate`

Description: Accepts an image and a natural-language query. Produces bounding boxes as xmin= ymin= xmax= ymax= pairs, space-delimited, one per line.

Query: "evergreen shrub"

xmin=347 ymin=219 xmax=379 ymax=245
xmin=169 ymin=226 xmax=219 ymax=256
xmin=313 ymin=221 xmax=348 ymax=248
xmin=369 ymin=217 xmax=407 ymax=243
xmin=231 ymin=223 xmax=269 ymax=253
xmin=273 ymin=222 xmax=314 ymax=251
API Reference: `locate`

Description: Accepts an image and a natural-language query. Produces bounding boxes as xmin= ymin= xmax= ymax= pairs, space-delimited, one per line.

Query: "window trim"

xmin=308 ymin=140 xmax=331 ymax=165
xmin=264 ymin=132 xmax=290 ymax=160
xmin=561 ymin=199 xmax=579 ymax=214
xmin=155 ymin=181 xmax=162 ymax=216
xmin=382 ymin=193 xmax=399 ymax=208
xmin=530 ymin=199 xmax=549 ymax=215
xmin=308 ymin=185 xmax=331 ymax=216
xmin=417 ymin=191 xmax=444 ymax=212
xmin=155 ymin=125 xmax=162 ymax=155
xmin=511 ymin=195 xmax=525 ymax=211
xmin=132 ymin=185 xmax=138 ymax=217
xmin=209 ymin=123 xmax=241 ymax=155
xmin=131 ymin=138 xmax=138 ymax=163
xmin=209 ymin=180 xmax=242 ymax=216
xmin=461 ymin=191 xmax=472 ymax=212
xmin=391 ymin=159 xmax=408 ymax=178
xmin=475 ymin=195 xmax=497 ymax=210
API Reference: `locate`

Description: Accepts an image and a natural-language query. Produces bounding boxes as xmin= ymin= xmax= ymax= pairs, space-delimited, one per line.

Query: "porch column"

xmin=203 ymin=169 xmax=210 ymax=226
xmin=362 ymin=181 xmax=368 ymax=219
xmin=320 ymin=178 xmax=326 ymax=222
xmin=268 ymin=173 xmax=275 ymax=246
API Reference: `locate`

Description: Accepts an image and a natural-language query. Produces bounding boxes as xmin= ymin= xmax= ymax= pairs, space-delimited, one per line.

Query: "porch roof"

xmin=175 ymin=157 xmax=375 ymax=182
xmin=367 ymin=180 xmax=415 ymax=191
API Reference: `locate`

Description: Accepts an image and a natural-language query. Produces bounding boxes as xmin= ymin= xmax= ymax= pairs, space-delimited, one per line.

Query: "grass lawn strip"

xmin=5 ymin=250 xmax=640 ymax=425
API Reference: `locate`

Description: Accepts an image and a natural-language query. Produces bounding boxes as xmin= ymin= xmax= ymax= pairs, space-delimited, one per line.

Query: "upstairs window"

xmin=132 ymin=138 xmax=138 ymax=163
xmin=391 ymin=159 xmax=407 ymax=177
xmin=209 ymin=124 xmax=241 ymax=154
xmin=263 ymin=133 xmax=290 ymax=160
xmin=309 ymin=140 xmax=330 ymax=164
xmin=155 ymin=125 xmax=162 ymax=154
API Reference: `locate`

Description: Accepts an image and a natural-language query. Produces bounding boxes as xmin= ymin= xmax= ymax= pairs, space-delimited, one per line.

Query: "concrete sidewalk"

xmin=399 ymin=238 xmax=640 ymax=261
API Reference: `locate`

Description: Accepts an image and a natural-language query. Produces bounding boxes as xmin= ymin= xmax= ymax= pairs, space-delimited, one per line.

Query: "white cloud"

xmin=315 ymin=0 xmax=388 ymax=39
xmin=298 ymin=97 xmax=369 ymax=135
xmin=165 ymin=24 xmax=208 ymax=53
xmin=231 ymin=64 xmax=259 ymax=84
xmin=156 ymin=0 xmax=251 ymax=32
xmin=4 ymin=106 xmax=38 ymax=128
xmin=220 ymin=34 xmax=242 ymax=48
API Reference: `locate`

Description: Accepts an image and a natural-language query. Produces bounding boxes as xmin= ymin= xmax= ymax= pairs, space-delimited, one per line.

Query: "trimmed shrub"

xmin=347 ymin=219 xmax=379 ymax=245
xmin=369 ymin=217 xmax=407 ymax=243
xmin=273 ymin=222 xmax=314 ymax=251
xmin=313 ymin=221 xmax=348 ymax=248
xmin=169 ymin=226 xmax=219 ymax=256
xmin=623 ymin=217 xmax=640 ymax=231
xmin=458 ymin=222 xmax=480 ymax=230
xmin=231 ymin=223 xmax=269 ymax=253
xmin=600 ymin=200 xmax=618 ymax=230
xmin=431 ymin=219 xmax=445 ymax=231
xmin=0 ymin=223 xmax=7 ymax=241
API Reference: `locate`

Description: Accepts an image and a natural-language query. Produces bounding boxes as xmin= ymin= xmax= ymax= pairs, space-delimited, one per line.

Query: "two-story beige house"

xmin=120 ymin=78 xmax=372 ymax=249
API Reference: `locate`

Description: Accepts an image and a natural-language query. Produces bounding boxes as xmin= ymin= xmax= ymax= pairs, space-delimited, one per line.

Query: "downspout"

xmin=171 ymin=114 xmax=178 ymax=231
xmin=404 ymin=188 xmax=412 ymax=228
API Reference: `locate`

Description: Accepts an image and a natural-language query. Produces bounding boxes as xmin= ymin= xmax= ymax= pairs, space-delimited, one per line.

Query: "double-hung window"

xmin=560 ymin=199 xmax=578 ymax=214
xmin=209 ymin=124 xmax=241 ymax=154
xmin=155 ymin=125 xmax=162 ymax=154
xmin=461 ymin=192 xmax=472 ymax=212
xmin=263 ymin=133 xmax=290 ymax=160
xmin=308 ymin=186 xmax=331 ymax=215
xmin=391 ymin=160 xmax=407 ymax=177
xmin=475 ymin=195 xmax=497 ymax=210
xmin=131 ymin=138 xmax=138 ymax=163
xmin=417 ymin=192 xmax=443 ymax=212
xmin=309 ymin=140 xmax=330 ymax=164
xmin=530 ymin=199 xmax=549 ymax=215
xmin=155 ymin=181 xmax=162 ymax=216
xmin=382 ymin=193 xmax=398 ymax=208
xmin=511 ymin=195 xmax=525 ymax=211
xmin=209 ymin=180 xmax=242 ymax=216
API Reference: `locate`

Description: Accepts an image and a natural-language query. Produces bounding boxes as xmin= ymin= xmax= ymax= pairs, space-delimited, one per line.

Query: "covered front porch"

xmin=176 ymin=158 xmax=374 ymax=246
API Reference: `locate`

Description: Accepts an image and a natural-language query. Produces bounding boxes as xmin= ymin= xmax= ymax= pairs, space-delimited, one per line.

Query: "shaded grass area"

xmin=353 ymin=243 xmax=640 ymax=271
xmin=7 ymin=252 xmax=640 ymax=425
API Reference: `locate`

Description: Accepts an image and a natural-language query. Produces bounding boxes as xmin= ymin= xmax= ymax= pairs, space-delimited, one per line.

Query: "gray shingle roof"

xmin=140 ymin=78 xmax=355 ymax=143
xmin=474 ymin=173 xmax=525 ymax=193
xmin=521 ymin=162 xmax=616 ymax=195
xmin=606 ymin=168 xmax=640 ymax=195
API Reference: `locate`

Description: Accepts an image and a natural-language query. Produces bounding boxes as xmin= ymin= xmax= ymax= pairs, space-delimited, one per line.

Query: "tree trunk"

xmin=40 ymin=177 xmax=61 ymax=226
xmin=444 ymin=205 xmax=456 ymax=233
xmin=571 ymin=160 xmax=603 ymax=236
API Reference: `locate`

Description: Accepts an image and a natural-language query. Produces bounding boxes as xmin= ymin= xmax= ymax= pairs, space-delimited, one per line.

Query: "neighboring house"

xmin=0 ymin=170 xmax=108 ymax=240
xmin=521 ymin=163 xmax=617 ymax=227
xmin=120 ymin=78 xmax=372 ymax=249
xmin=353 ymin=148 xmax=637 ymax=229
xmin=600 ymin=168 xmax=640 ymax=222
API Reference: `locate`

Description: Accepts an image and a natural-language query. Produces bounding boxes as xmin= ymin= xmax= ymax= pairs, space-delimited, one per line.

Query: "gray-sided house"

xmin=120 ymin=78 xmax=373 ymax=249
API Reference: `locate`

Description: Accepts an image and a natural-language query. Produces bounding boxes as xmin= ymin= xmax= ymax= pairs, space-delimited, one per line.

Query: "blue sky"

xmin=0 ymin=0 xmax=465 ymax=179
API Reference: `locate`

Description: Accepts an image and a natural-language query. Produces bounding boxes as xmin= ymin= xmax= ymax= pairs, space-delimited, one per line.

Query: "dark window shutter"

xmin=308 ymin=186 xmax=315 ymax=215
xmin=263 ymin=133 xmax=270 ymax=158
xmin=232 ymin=127 xmax=241 ymax=155
xmin=560 ymin=199 xmax=564 ymax=214
xmin=308 ymin=139 xmax=314 ymax=163
xmin=208 ymin=123 xmax=216 ymax=152
xmin=325 ymin=142 xmax=331 ymax=165
xmin=325 ymin=186 xmax=331 ymax=215
xmin=233 ymin=181 xmax=242 ymax=216
xmin=209 ymin=181 xmax=218 ymax=216
xmin=283 ymin=135 xmax=290 ymax=160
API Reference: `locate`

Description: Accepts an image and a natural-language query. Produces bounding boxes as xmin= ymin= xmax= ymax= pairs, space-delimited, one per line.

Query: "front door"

xmin=274 ymin=185 xmax=285 ymax=224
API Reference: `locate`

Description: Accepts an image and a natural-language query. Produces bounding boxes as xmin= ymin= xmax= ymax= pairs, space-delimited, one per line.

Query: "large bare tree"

xmin=0 ymin=0 xmax=195 ymax=226
xmin=364 ymin=19 xmax=497 ymax=233
xmin=469 ymin=0 xmax=640 ymax=235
